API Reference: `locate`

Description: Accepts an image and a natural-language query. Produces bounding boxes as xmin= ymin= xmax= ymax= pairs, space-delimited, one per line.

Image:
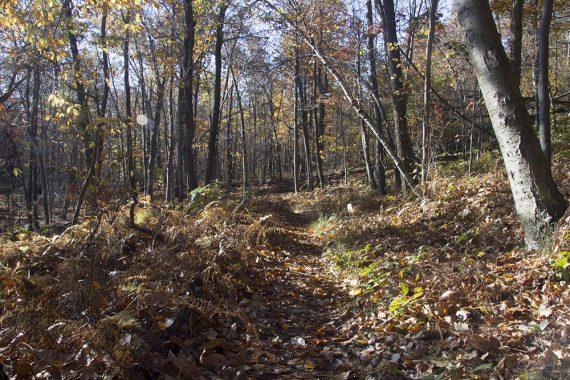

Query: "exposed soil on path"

xmin=243 ymin=195 xmax=370 ymax=379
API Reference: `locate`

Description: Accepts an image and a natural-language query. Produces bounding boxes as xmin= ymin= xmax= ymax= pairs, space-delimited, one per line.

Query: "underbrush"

xmin=434 ymin=150 xmax=502 ymax=178
xmin=0 ymin=198 xmax=269 ymax=378
xmin=180 ymin=182 xmax=222 ymax=214
xmin=1 ymin=153 xmax=568 ymax=378
xmin=302 ymin=158 xmax=570 ymax=379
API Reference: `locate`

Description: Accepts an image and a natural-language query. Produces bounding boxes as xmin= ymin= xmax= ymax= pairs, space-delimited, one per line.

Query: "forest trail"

xmin=0 ymin=190 xmax=370 ymax=380
xmin=2 ymin=175 xmax=569 ymax=379
xmin=244 ymin=196 xmax=366 ymax=379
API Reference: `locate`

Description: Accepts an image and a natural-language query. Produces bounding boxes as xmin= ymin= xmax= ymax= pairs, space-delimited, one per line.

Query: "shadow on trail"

xmin=244 ymin=197 xmax=369 ymax=379
xmin=245 ymin=196 xmax=313 ymax=228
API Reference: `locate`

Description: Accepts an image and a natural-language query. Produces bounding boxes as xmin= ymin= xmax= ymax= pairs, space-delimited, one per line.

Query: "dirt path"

xmin=243 ymin=198 xmax=368 ymax=379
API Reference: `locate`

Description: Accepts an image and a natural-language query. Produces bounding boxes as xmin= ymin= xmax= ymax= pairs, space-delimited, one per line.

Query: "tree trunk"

xmin=225 ymin=86 xmax=234 ymax=185
xmin=262 ymin=0 xmax=420 ymax=197
xmin=295 ymin=36 xmax=313 ymax=191
xmin=36 ymin=69 xmax=50 ymax=226
xmin=64 ymin=0 xmax=92 ymax=165
xmin=356 ymin=36 xmax=376 ymax=188
xmin=300 ymin=79 xmax=313 ymax=192
xmin=138 ymin=47 xmax=150 ymax=194
xmin=147 ymin=80 xmax=165 ymax=200
xmin=61 ymin=141 xmax=78 ymax=221
xmin=366 ymin=0 xmax=386 ymax=193
xmin=100 ymin=7 xmax=110 ymax=117
xmin=422 ymin=0 xmax=438 ymax=183
xmin=29 ymin=67 xmax=50 ymax=227
xmin=455 ymin=0 xmax=567 ymax=248
xmin=338 ymin=110 xmax=348 ymax=184
xmin=508 ymin=0 xmax=524 ymax=88
xmin=313 ymin=58 xmax=325 ymax=188
xmin=64 ymin=0 xmax=95 ymax=217
xmin=176 ymin=79 xmax=186 ymax=198
xmin=537 ymin=0 xmax=553 ymax=170
xmin=293 ymin=74 xmax=299 ymax=194
xmin=166 ymin=75 xmax=175 ymax=202
xmin=376 ymin=0 xmax=415 ymax=192
xmin=205 ymin=4 xmax=227 ymax=184
xmin=91 ymin=5 xmax=110 ymax=209
xmin=72 ymin=151 xmax=97 ymax=225
xmin=27 ymin=69 xmax=39 ymax=230
xmin=124 ymin=14 xmax=136 ymax=208
xmin=268 ymin=90 xmax=283 ymax=182
xmin=230 ymin=66 xmax=248 ymax=195
xmin=252 ymin=100 xmax=259 ymax=183
xmin=183 ymin=0 xmax=198 ymax=192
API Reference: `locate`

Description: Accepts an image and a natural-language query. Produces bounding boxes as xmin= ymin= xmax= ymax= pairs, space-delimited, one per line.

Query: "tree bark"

xmin=295 ymin=36 xmax=313 ymax=191
xmin=72 ymin=151 xmax=97 ymax=225
xmin=27 ymin=69 xmax=39 ymax=230
xmin=182 ymin=0 xmax=198 ymax=192
xmin=61 ymin=141 xmax=78 ymax=220
xmin=508 ymin=0 xmax=524 ymax=89
xmin=376 ymin=0 xmax=415 ymax=192
xmin=268 ymin=88 xmax=283 ymax=182
xmin=366 ymin=0 xmax=386 ymax=193
xmin=91 ymin=4 xmax=110 ymax=208
xmin=166 ymin=75 xmax=175 ymax=202
xmin=225 ymin=85 xmax=235 ymax=185
xmin=124 ymin=14 xmax=136 ymax=203
xmin=100 ymin=7 xmax=110 ymax=118
xmin=455 ymin=0 xmax=567 ymax=248
xmin=230 ymin=65 xmax=248 ymax=195
xmin=356 ymin=35 xmax=376 ymax=189
xmin=313 ymin=57 xmax=325 ymax=188
xmin=300 ymin=78 xmax=313 ymax=192
xmin=64 ymin=0 xmax=93 ymax=170
xmin=147 ymin=79 xmax=165 ymax=200
xmin=205 ymin=4 xmax=227 ymax=184
xmin=176 ymin=78 xmax=185 ymax=198
xmin=537 ymin=0 xmax=553 ymax=170
xmin=65 ymin=0 xmax=98 ymax=222
xmin=36 ymin=69 xmax=50 ymax=226
xmin=28 ymin=67 xmax=50 ymax=227
xmin=293 ymin=73 xmax=299 ymax=194
xmin=422 ymin=0 xmax=438 ymax=183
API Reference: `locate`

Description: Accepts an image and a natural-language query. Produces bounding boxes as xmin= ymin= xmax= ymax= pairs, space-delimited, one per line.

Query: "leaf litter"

xmin=0 ymin=156 xmax=569 ymax=379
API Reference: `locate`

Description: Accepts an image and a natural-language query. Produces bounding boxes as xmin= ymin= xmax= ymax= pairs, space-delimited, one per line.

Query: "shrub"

xmin=185 ymin=182 xmax=222 ymax=214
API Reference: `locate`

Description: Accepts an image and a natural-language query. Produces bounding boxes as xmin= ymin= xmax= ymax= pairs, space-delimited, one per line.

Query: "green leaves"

xmin=389 ymin=284 xmax=423 ymax=315
xmin=399 ymin=281 xmax=409 ymax=295
xmin=552 ymin=250 xmax=570 ymax=280
xmin=472 ymin=363 xmax=493 ymax=372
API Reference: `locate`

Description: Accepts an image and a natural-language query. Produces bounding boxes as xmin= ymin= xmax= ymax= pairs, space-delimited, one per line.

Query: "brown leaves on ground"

xmin=283 ymin=161 xmax=570 ymax=379
xmin=1 ymin=158 xmax=569 ymax=379
xmin=0 ymin=202 xmax=264 ymax=378
xmin=0 ymin=191 xmax=374 ymax=379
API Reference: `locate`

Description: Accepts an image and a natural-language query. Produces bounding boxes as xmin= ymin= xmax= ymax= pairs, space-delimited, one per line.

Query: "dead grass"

xmin=0 ymin=199 xmax=267 ymax=378
xmin=0 ymin=156 xmax=568 ymax=378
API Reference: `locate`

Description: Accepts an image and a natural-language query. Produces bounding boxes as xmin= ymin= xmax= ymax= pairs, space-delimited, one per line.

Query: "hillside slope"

xmin=0 ymin=156 xmax=569 ymax=379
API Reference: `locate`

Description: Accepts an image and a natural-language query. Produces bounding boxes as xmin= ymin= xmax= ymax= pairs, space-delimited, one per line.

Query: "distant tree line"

xmin=0 ymin=0 xmax=568 ymax=247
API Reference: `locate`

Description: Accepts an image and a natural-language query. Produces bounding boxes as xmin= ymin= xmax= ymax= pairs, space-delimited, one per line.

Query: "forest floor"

xmin=1 ymin=154 xmax=570 ymax=379
xmin=237 ymin=201 xmax=367 ymax=379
